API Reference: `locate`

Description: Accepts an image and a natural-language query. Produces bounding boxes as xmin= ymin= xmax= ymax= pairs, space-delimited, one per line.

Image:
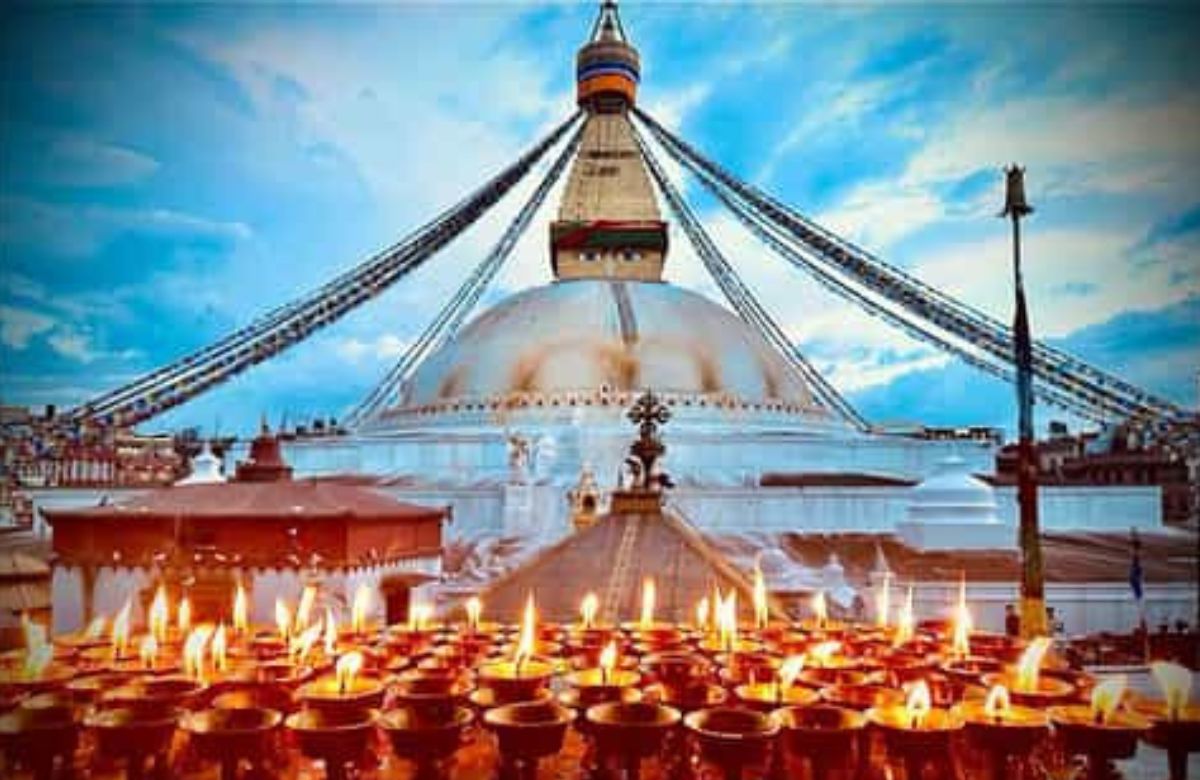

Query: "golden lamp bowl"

xmin=64 ymin=671 xmax=134 ymax=706
xmin=211 ymin=685 xmax=295 ymax=714
xmin=394 ymin=673 xmax=473 ymax=721
xmin=378 ymin=705 xmax=474 ymax=763
xmin=1141 ymin=704 xmax=1200 ymax=754
xmin=684 ymin=706 xmax=780 ymax=769
xmin=820 ymin=682 xmax=904 ymax=712
xmin=559 ymin=684 xmax=642 ymax=718
xmin=0 ymin=664 xmax=76 ymax=700
xmin=1049 ymin=705 xmax=1150 ymax=761
xmin=773 ymin=703 xmax=866 ymax=757
xmin=564 ymin=668 xmax=641 ymax=707
xmin=84 ymin=705 xmax=179 ymax=763
xmin=981 ymin=672 xmax=1075 ymax=707
xmin=297 ymin=674 xmax=386 ymax=718
xmin=715 ymin=651 xmax=779 ymax=684
xmin=799 ymin=667 xmax=872 ymax=689
xmin=102 ymin=675 xmax=204 ymax=718
xmin=734 ymin=682 xmax=818 ymax=713
xmin=181 ymin=706 xmax=281 ymax=762
xmin=960 ymin=700 xmax=1049 ymax=754
xmin=646 ymin=680 xmax=729 ymax=712
xmin=478 ymin=659 xmax=555 ymax=706
xmin=639 ymin=652 xmax=711 ymax=692
xmin=285 ymin=707 xmax=378 ymax=767
xmin=867 ymin=704 xmax=964 ymax=754
xmin=0 ymin=693 xmax=81 ymax=768
xmin=468 ymin=685 xmax=552 ymax=713
xmin=587 ymin=700 xmax=681 ymax=758
xmin=16 ymin=690 xmax=82 ymax=728
xmin=942 ymin=657 xmax=1003 ymax=690
xmin=483 ymin=700 xmax=574 ymax=761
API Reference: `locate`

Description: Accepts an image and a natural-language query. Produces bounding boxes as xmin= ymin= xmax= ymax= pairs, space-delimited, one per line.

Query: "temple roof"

xmin=42 ymin=479 xmax=442 ymax=523
xmin=464 ymin=509 xmax=779 ymax=624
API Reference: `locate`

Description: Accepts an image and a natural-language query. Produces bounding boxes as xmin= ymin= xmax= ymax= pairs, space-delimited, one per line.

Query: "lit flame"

xmin=296 ymin=585 xmax=316 ymax=631
xmin=515 ymin=592 xmax=537 ymax=672
xmin=212 ymin=624 xmax=227 ymax=672
xmin=111 ymin=599 xmax=132 ymax=660
xmin=905 ymin=680 xmax=932 ymax=729
xmin=580 ymin=592 xmax=598 ymax=630
xmin=177 ymin=595 xmax=192 ymax=636
xmin=275 ymin=599 xmax=291 ymax=642
xmin=599 ymin=640 xmax=618 ymax=685
xmin=876 ymin=573 xmax=891 ymax=629
xmin=696 ymin=597 xmax=710 ymax=631
xmin=233 ymin=583 xmax=249 ymax=635
xmin=809 ymin=640 xmax=842 ymax=666
xmin=83 ymin=615 xmax=106 ymax=640
xmin=753 ymin=566 xmax=768 ymax=629
xmin=183 ymin=625 xmax=213 ymax=683
xmin=983 ymin=684 xmax=1011 ymax=722
xmin=466 ymin=596 xmax=482 ymax=631
xmin=20 ymin=615 xmax=52 ymax=680
xmin=1014 ymin=637 xmax=1052 ymax=693
xmin=716 ymin=589 xmax=738 ymax=652
xmin=778 ymin=655 xmax=805 ymax=693
xmin=895 ymin=586 xmax=914 ymax=646
xmin=1151 ymin=661 xmax=1193 ymax=721
xmin=149 ymin=586 xmax=169 ymax=643
xmin=812 ymin=590 xmax=827 ymax=628
xmin=1090 ymin=676 xmax=1127 ymax=725
xmin=410 ymin=603 xmax=433 ymax=632
xmin=335 ymin=651 xmax=363 ymax=694
xmin=351 ymin=584 xmax=371 ymax=634
xmin=639 ymin=578 xmax=656 ymax=629
xmin=290 ymin=622 xmax=322 ymax=665
xmin=323 ymin=608 xmax=337 ymax=656
xmin=951 ymin=578 xmax=972 ymax=659
xmin=139 ymin=634 xmax=158 ymax=669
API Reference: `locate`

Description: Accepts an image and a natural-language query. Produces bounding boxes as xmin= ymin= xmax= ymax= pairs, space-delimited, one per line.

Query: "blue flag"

xmin=1129 ymin=552 xmax=1144 ymax=601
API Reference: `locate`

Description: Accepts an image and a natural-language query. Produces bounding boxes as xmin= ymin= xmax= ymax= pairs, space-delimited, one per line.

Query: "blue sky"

xmin=1 ymin=2 xmax=1197 ymax=438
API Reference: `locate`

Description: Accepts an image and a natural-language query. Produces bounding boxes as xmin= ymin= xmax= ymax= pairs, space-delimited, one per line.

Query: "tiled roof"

xmin=41 ymin=480 xmax=444 ymax=522
xmin=470 ymin=511 xmax=763 ymax=625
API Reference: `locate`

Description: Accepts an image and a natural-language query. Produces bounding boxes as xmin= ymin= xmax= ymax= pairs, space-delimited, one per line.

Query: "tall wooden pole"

xmin=1002 ymin=165 xmax=1048 ymax=638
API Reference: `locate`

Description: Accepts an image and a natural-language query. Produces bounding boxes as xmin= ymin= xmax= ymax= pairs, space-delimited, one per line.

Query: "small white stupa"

xmin=175 ymin=442 xmax=226 ymax=486
xmin=896 ymin=456 xmax=1014 ymax=551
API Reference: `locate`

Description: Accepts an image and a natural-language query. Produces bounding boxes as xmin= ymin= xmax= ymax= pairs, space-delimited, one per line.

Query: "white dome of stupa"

xmin=176 ymin=442 xmax=225 ymax=486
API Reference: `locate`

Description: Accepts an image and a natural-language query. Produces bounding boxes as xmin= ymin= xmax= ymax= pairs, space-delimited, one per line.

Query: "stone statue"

xmin=506 ymin=432 xmax=530 ymax=482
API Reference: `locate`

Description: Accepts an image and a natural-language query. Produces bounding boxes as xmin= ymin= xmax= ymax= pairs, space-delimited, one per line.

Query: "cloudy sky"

xmin=1 ymin=2 xmax=1197 ymax=438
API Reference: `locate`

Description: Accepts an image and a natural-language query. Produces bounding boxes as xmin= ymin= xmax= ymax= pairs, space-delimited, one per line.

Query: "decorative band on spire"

xmin=576 ymin=1 xmax=639 ymax=111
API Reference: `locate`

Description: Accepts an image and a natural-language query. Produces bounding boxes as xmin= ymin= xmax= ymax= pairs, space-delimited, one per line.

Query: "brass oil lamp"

xmin=867 ymin=679 xmax=964 ymax=780
xmin=774 ymin=703 xmax=867 ymax=780
xmin=1049 ymin=675 xmax=1150 ymax=780
xmin=960 ymin=683 xmax=1049 ymax=780
xmin=1139 ymin=661 xmax=1200 ymax=780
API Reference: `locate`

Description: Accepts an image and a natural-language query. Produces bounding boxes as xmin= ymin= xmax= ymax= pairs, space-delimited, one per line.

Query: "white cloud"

xmin=45 ymin=137 xmax=160 ymax=187
xmin=815 ymin=182 xmax=946 ymax=253
xmin=334 ymin=333 xmax=411 ymax=364
xmin=0 ymin=196 xmax=252 ymax=258
xmin=906 ymin=94 xmax=1200 ymax=194
xmin=913 ymin=226 xmax=1200 ymax=339
xmin=47 ymin=329 xmax=97 ymax=364
xmin=0 ymin=305 xmax=54 ymax=349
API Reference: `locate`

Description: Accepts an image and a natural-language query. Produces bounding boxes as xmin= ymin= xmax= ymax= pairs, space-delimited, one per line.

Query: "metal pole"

xmin=1002 ymin=165 xmax=1047 ymax=638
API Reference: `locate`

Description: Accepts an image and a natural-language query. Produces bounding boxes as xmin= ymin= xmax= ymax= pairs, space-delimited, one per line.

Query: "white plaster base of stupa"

xmin=894 ymin=519 xmax=1017 ymax=551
